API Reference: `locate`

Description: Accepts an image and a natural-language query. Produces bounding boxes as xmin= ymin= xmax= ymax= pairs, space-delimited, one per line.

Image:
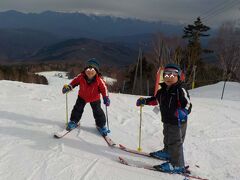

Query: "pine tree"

xmin=183 ymin=17 xmax=210 ymax=46
xmin=182 ymin=17 xmax=211 ymax=88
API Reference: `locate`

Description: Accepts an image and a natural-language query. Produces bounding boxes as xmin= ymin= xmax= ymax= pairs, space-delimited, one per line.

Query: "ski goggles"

xmin=85 ymin=66 xmax=96 ymax=71
xmin=163 ymin=69 xmax=179 ymax=78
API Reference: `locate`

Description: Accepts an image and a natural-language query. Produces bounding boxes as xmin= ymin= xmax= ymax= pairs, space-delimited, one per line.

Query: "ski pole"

xmin=65 ymin=93 xmax=69 ymax=127
xmin=105 ymin=105 xmax=111 ymax=133
xmin=137 ymin=98 xmax=143 ymax=152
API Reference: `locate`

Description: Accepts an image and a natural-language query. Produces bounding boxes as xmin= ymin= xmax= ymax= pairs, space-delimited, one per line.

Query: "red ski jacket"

xmin=70 ymin=73 xmax=108 ymax=103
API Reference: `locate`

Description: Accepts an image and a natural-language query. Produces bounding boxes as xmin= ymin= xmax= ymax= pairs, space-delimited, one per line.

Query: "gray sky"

xmin=0 ymin=0 xmax=239 ymax=27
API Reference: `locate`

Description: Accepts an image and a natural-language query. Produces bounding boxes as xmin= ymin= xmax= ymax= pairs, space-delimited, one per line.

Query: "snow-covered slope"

xmin=0 ymin=72 xmax=239 ymax=180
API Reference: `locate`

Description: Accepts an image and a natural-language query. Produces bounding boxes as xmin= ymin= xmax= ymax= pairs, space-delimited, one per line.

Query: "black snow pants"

xmin=70 ymin=96 xmax=106 ymax=128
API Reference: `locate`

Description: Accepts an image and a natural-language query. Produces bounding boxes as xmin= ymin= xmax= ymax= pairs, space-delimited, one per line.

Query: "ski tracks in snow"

xmin=79 ymin=159 xmax=99 ymax=180
xmin=25 ymin=143 xmax=65 ymax=180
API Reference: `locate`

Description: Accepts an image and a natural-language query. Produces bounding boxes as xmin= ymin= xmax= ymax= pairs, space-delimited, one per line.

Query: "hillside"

xmin=29 ymin=38 xmax=139 ymax=66
xmin=0 ymin=73 xmax=239 ymax=180
xmin=0 ymin=28 xmax=59 ymax=61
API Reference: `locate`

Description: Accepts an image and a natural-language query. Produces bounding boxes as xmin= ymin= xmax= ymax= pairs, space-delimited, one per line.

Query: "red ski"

xmin=117 ymin=144 xmax=166 ymax=161
xmin=102 ymin=135 xmax=116 ymax=146
xmin=118 ymin=156 xmax=208 ymax=180
xmin=96 ymin=127 xmax=116 ymax=147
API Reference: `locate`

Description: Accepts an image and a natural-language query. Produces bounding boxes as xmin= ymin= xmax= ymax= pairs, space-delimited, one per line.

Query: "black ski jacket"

xmin=146 ymin=82 xmax=192 ymax=125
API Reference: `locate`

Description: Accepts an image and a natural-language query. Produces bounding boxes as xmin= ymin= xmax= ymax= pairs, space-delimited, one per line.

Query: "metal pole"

xmin=105 ymin=105 xmax=110 ymax=133
xmin=221 ymin=80 xmax=227 ymax=100
xmin=122 ymin=80 xmax=126 ymax=93
xmin=137 ymin=103 xmax=143 ymax=152
xmin=146 ymin=79 xmax=149 ymax=96
xmin=140 ymin=49 xmax=143 ymax=95
xmin=159 ymin=40 xmax=163 ymax=67
xmin=132 ymin=48 xmax=141 ymax=94
xmin=65 ymin=93 xmax=69 ymax=127
xmin=192 ymin=65 xmax=197 ymax=89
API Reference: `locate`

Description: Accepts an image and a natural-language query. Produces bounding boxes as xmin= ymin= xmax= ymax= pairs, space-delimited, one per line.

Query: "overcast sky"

xmin=0 ymin=0 xmax=239 ymax=27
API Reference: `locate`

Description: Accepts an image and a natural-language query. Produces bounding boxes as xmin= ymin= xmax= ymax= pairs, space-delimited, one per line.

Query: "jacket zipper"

xmin=168 ymin=96 xmax=172 ymax=108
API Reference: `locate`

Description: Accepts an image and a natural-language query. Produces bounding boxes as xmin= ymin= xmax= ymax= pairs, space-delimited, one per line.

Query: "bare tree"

xmin=152 ymin=33 xmax=165 ymax=68
xmin=211 ymin=21 xmax=240 ymax=99
xmin=212 ymin=22 xmax=240 ymax=82
xmin=151 ymin=33 xmax=184 ymax=68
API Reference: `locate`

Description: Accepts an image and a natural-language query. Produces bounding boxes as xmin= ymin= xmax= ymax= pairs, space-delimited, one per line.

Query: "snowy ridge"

xmin=0 ymin=72 xmax=239 ymax=180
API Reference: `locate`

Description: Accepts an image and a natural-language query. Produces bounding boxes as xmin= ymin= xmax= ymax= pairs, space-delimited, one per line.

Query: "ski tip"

xmin=104 ymin=136 xmax=116 ymax=146
xmin=119 ymin=156 xmax=123 ymax=161
xmin=119 ymin=144 xmax=126 ymax=148
xmin=110 ymin=142 xmax=117 ymax=146
xmin=118 ymin=156 xmax=128 ymax=165
xmin=53 ymin=134 xmax=61 ymax=139
xmin=195 ymin=164 xmax=200 ymax=168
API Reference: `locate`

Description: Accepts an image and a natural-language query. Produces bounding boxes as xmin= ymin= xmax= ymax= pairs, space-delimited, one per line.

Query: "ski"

xmin=96 ymin=127 xmax=116 ymax=146
xmin=53 ymin=125 xmax=80 ymax=138
xmin=102 ymin=135 xmax=116 ymax=146
xmin=54 ymin=129 xmax=71 ymax=138
xmin=119 ymin=156 xmax=156 ymax=170
xmin=117 ymin=144 xmax=166 ymax=161
xmin=118 ymin=157 xmax=208 ymax=180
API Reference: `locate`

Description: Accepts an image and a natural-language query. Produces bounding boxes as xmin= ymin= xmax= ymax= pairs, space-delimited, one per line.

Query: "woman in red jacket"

xmin=62 ymin=58 xmax=110 ymax=136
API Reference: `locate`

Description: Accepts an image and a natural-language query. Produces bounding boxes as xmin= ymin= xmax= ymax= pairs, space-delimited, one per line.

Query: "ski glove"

xmin=103 ymin=96 xmax=110 ymax=106
xmin=136 ymin=98 xmax=146 ymax=106
xmin=62 ymin=84 xmax=72 ymax=94
xmin=175 ymin=108 xmax=188 ymax=122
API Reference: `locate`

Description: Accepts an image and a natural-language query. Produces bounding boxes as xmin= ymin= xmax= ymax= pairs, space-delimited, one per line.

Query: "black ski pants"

xmin=70 ymin=96 xmax=106 ymax=128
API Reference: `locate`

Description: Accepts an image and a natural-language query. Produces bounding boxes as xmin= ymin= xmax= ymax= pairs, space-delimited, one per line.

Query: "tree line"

xmin=0 ymin=17 xmax=239 ymax=95
xmin=121 ymin=18 xmax=240 ymax=95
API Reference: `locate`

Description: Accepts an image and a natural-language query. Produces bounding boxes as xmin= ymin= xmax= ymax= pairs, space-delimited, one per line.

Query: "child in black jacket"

xmin=136 ymin=64 xmax=192 ymax=173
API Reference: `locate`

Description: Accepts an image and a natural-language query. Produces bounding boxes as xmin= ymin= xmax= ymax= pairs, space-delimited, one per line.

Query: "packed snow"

xmin=0 ymin=71 xmax=239 ymax=180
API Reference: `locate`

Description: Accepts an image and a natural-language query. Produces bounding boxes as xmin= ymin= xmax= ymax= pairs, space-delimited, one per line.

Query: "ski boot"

xmin=97 ymin=126 xmax=110 ymax=136
xmin=153 ymin=162 xmax=186 ymax=174
xmin=66 ymin=121 xmax=78 ymax=131
xmin=150 ymin=149 xmax=170 ymax=160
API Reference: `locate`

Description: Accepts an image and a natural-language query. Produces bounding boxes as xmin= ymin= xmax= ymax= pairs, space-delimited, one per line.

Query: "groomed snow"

xmin=0 ymin=72 xmax=239 ymax=180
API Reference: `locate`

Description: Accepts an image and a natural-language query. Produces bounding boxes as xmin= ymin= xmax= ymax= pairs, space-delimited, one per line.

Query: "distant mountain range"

xmin=0 ymin=10 xmax=184 ymax=65
xmin=29 ymin=38 xmax=139 ymax=66
xmin=0 ymin=28 xmax=59 ymax=60
xmin=0 ymin=10 xmax=183 ymax=39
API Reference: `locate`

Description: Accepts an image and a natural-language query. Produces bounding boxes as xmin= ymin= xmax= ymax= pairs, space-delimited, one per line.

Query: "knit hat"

xmin=164 ymin=64 xmax=181 ymax=78
xmin=86 ymin=58 xmax=100 ymax=72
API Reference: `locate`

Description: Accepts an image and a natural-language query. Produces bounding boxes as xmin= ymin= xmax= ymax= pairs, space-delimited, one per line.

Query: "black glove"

xmin=103 ymin=96 xmax=110 ymax=106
